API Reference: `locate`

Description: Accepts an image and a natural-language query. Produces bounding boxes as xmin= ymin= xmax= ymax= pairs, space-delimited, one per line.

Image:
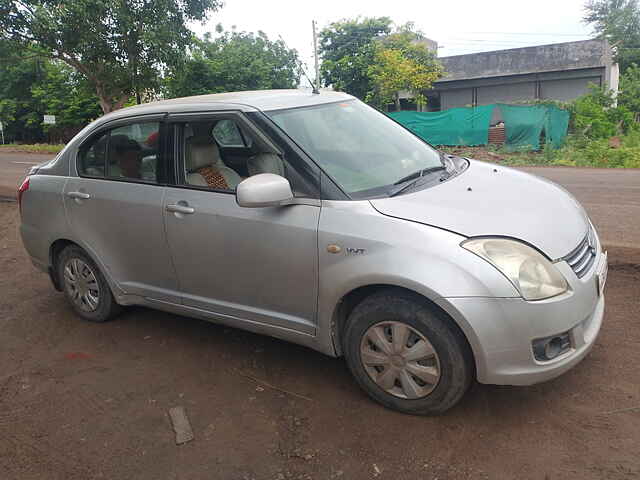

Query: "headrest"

xmin=111 ymin=134 xmax=141 ymax=154
xmin=186 ymin=136 xmax=221 ymax=171
xmin=247 ymin=153 xmax=285 ymax=177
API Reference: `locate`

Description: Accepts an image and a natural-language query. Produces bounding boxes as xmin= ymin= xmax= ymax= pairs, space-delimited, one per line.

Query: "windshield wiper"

xmin=389 ymin=166 xmax=446 ymax=197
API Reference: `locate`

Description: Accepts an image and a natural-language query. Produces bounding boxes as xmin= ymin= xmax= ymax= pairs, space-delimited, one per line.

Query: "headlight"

xmin=461 ymin=238 xmax=568 ymax=300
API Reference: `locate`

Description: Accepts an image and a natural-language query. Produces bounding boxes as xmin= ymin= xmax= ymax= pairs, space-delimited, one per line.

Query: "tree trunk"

xmin=98 ymin=95 xmax=114 ymax=114
xmin=95 ymin=82 xmax=129 ymax=114
xmin=394 ymin=93 xmax=401 ymax=112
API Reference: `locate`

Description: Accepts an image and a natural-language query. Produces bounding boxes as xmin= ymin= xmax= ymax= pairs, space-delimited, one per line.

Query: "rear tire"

xmin=56 ymin=245 xmax=121 ymax=323
xmin=343 ymin=290 xmax=473 ymax=415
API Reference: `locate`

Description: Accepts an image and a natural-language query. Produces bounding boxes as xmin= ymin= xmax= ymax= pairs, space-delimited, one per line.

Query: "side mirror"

xmin=236 ymin=173 xmax=294 ymax=208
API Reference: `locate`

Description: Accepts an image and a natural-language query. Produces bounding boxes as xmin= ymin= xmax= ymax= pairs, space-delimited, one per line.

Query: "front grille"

xmin=563 ymin=225 xmax=597 ymax=278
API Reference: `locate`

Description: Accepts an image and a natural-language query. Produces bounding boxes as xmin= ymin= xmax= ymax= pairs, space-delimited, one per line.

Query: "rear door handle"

xmin=166 ymin=203 xmax=195 ymax=214
xmin=67 ymin=191 xmax=91 ymax=200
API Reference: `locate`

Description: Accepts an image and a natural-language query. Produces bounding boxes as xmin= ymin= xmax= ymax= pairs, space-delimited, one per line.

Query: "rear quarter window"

xmin=78 ymin=131 xmax=108 ymax=177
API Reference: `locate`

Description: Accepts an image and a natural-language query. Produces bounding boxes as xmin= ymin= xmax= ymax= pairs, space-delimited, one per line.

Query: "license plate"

xmin=596 ymin=251 xmax=608 ymax=296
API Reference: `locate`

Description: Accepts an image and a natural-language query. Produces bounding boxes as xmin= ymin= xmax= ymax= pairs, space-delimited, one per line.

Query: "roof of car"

xmin=113 ymin=89 xmax=354 ymax=117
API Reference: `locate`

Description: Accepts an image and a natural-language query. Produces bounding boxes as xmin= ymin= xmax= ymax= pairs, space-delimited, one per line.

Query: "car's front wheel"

xmin=343 ymin=290 xmax=473 ymax=415
xmin=56 ymin=245 xmax=121 ymax=323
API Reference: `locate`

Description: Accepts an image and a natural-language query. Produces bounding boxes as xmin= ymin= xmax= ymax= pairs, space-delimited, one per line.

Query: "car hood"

xmin=370 ymin=160 xmax=588 ymax=259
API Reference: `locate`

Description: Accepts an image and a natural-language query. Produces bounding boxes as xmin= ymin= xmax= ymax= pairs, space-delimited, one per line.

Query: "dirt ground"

xmin=1 ymin=183 xmax=640 ymax=479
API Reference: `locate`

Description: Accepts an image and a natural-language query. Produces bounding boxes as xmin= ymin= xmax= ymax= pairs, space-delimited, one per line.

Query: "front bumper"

xmin=442 ymin=251 xmax=606 ymax=386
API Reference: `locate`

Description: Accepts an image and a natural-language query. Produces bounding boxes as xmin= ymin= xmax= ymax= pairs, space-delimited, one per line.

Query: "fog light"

xmin=532 ymin=332 xmax=572 ymax=361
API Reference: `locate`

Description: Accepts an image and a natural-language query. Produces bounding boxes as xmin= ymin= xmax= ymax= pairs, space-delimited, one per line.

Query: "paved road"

xmin=1 ymin=152 xmax=639 ymax=478
xmin=1 ymin=200 xmax=639 ymax=480
xmin=2 ymin=152 xmax=638 ymax=249
xmin=0 ymin=151 xmax=50 ymax=199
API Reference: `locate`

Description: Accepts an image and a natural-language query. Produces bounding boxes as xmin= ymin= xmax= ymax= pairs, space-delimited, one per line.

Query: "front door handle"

xmin=166 ymin=203 xmax=195 ymax=215
xmin=67 ymin=191 xmax=91 ymax=200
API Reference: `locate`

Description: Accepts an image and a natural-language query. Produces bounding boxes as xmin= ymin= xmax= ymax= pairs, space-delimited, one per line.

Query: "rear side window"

xmin=107 ymin=122 xmax=160 ymax=182
xmin=77 ymin=121 xmax=161 ymax=183
xmin=78 ymin=131 xmax=108 ymax=177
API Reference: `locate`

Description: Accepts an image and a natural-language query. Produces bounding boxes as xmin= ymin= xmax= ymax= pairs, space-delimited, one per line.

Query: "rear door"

xmin=63 ymin=115 xmax=180 ymax=303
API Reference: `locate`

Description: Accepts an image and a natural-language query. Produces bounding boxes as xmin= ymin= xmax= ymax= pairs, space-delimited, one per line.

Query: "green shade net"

xmin=388 ymin=104 xmax=495 ymax=146
xmin=499 ymin=104 xmax=571 ymax=150
xmin=390 ymin=103 xmax=570 ymax=151
xmin=544 ymin=105 xmax=571 ymax=149
xmin=499 ymin=104 xmax=547 ymax=151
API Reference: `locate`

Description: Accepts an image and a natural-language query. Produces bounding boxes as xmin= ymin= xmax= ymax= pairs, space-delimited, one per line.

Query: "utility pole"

xmin=312 ymin=20 xmax=320 ymax=94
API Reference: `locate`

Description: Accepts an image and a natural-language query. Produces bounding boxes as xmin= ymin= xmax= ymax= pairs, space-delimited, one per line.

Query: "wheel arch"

xmin=330 ymin=283 xmax=482 ymax=378
xmin=48 ymin=238 xmax=78 ymax=291
xmin=48 ymin=238 xmax=121 ymax=297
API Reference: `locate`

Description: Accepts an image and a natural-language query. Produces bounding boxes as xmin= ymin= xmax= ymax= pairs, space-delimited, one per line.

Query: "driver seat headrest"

xmin=186 ymin=136 xmax=222 ymax=171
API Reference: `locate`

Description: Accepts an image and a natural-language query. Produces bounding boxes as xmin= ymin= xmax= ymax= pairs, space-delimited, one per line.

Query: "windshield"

xmin=266 ymin=99 xmax=443 ymax=197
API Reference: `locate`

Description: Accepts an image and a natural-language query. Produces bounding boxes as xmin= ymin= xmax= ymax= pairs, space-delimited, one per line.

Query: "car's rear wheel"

xmin=57 ymin=245 xmax=121 ymax=322
xmin=343 ymin=290 xmax=473 ymax=415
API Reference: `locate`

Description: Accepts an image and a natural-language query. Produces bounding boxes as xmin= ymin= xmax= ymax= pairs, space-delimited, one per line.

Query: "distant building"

xmin=424 ymin=39 xmax=619 ymax=119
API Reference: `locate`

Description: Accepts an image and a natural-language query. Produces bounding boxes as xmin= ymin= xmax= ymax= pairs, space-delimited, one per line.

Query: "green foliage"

xmin=165 ymin=28 xmax=301 ymax=98
xmin=0 ymin=143 xmax=64 ymax=153
xmin=553 ymin=133 xmax=640 ymax=168
xmin=31 ymin=61 xmax=102 ymax=131
xmin=443 ymin=134 xmax=640 ymax=168
xmin=0 ymin=0 xmax=223 ymax=112
xmin=584 ymin=0 xmax=640 ymax=73
xmin=0 ymin=40 xmax=43 ymax=142
xmin=318 ymin=17 xmax=393 ymax=99
xmin=569 ymin=84 xmax=636 ymax=138
xmin=366 ymin=25 xmax=443 ymax=109
xmin=0 ymin=38 xmax=100 ymax=142
xmin=319 ymin=18 xmax=442 ymax=109
xmin=618 ymin=62 xmax=640 ymax=116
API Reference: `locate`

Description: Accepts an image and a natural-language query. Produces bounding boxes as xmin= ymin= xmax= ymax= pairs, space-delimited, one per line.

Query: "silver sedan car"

xmin=18 ymin=90 xmax=607 ymax=414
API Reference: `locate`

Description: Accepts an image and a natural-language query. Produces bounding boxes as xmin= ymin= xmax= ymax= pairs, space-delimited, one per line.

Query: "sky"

xmin=192 ymin=0 xmax=596 ymax=87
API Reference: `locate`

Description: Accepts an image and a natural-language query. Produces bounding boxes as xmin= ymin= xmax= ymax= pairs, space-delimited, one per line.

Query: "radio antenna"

xmin=279 ymin=34 xmax=318 ymax=93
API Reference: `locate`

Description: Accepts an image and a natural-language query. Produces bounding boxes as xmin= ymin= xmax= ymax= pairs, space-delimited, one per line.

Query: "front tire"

xmin=56 ymin=245 xmax=121 ymax=323
xmin=343 ymin=290 xmax=473 ymax=415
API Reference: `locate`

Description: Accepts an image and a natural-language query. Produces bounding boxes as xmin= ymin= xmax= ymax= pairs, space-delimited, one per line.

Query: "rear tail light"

xmin=17 ymin=176 xmax=30 ymax=214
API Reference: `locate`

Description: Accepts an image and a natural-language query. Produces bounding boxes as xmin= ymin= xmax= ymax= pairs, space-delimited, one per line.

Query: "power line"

xmin=462 ymin=31 xmax=593 ymax=36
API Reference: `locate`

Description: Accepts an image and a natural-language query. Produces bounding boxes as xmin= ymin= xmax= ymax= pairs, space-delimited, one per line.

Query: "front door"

xmin=163 ymin=113 xmax=320 ymax=334
xmin=64 ymin=116 xmax=180 ymax=303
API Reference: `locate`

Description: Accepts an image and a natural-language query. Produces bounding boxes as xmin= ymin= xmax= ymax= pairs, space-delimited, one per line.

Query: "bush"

xmin=570 ymin=85 xmax=636 ymax=139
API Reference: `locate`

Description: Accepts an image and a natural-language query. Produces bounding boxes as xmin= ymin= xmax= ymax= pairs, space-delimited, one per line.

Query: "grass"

xmin=441 ymin=134 xmax=640 ymax=169
xmin=0 ymin=143 xmax=65 ymax=154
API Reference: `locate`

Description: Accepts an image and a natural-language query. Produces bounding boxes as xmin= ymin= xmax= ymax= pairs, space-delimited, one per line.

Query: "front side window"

xmin=78 ymin=121 xmax=161 ymax=183
xmin=180 ymin=117 xmax=287 ymax=193
xmin=212 ymin=119 xmax=251 ymax=147
xmin=266 ymin=100 xmax=443 ymax=198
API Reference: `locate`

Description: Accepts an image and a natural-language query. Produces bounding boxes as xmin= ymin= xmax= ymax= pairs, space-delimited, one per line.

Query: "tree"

xmin=318 ymin=19 xmax=442 ymax=109
xmin=0 ymin=0 xmax=223 ymax=113
xmin=366 ymin=25 xmax=443 ymax=110
xmin=618 ymin=62 xmax=640 ymax=117
xmin=31 ymin=61 xmax=103 ymax=139
xmin=318 ymin=17 xmax=392 ymax=99
xmin=165 ymin=27 xmax=301 ymax=98
xmin=0 ymin=39 xmax=44 ymax=142
xmin=0 ymin=38 xmax=101 ymax=143
xmin=584 ymin=0 xmax=640 ymax=72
